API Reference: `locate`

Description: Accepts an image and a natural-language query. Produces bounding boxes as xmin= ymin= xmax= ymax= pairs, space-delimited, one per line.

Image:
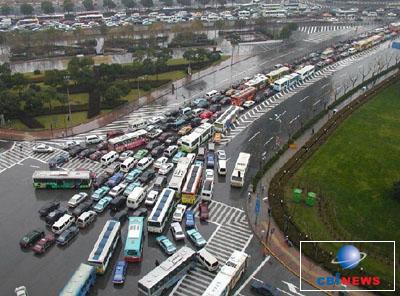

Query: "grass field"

xmin=285 ymin=80 xmax=400 ymax=287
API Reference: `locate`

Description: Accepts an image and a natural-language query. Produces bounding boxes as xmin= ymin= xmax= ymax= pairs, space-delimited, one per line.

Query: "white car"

xmin=170 ymin=222 xmax=185 ymax=240
xmin=63 ymin=140 xmax=79 ymax=149
xmin=243 ymin=100 xmax=255 ymax=108
xmin=137 ymin=157 xmax=154 ymax=170
xmin=172 ymin=204 xmax=187 ymax=222
xmin=85 ymin=135 xmax=102 ymax=144
xmin=109 ymin=185 xmax=124 ymax=197
xmin=144 ymin=190 xmax=159 ymax=206
xmin=158 ymin=163 xmax=174 ymax=175
xmin=15 ymin=286 xmax=28 ymax=296
xmin=32 ymin=144 xmax=54 ymax=153
xmin=216 ymin=150 xmax=226 ymax=160
xmin=148 ymin=128 xmax=163 ymax=139
xmin=119 ymin=150 xmax=134 ymax=162
xmin=148 ymin=115 xmax=165 ymax=124
xmin=205 ymin=169 xmax=214 ymax=180
xmin=68 ymin=192 xmax=88 ymax=207
xmin=154 ymin=156 xmax=168 ymax=169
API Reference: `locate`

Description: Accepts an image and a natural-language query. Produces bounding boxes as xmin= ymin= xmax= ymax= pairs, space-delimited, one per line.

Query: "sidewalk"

xmin=245 ymin=70 xmax=399 ymax=295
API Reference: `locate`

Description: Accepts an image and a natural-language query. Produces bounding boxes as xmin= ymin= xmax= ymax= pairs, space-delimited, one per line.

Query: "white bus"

xmin=273 ymin=76 xmax=290 ymax=92
xmin=286 ymin=73 xmax=300 ymax=87
xmin=202 ymin=251 xmax=249 ymax=296
xmin=230 ymin=152 xmax=251 ymax=187
xmin=168 ymin=157 xmax=191 ymax=194
xmin=180 ymin=123 xmax=214 ymax=153
xmin=87 ymin=220 xmax=121 ymax=274
xmin=296 ymin=65 xmax=315 ymax=81
xmin=147 ymin=188 xmax=176 ymax=233
xmin=138 ymin=247 xmax=196 ymax=296
xmin=214 ymin=106 xmax=241 ymax=133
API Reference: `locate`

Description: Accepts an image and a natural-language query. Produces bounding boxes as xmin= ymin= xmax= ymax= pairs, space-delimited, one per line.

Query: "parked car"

xmin=33 ymin=144 xmax=54 ymax=153
xmin=173 ymin=204 xmax=187 ymax=222
xmin=185 ymin=210 xmax=195 ymax=228
xmin=156 ymin=235 xmax=177 ymax=255
xmin=68 ymin=192 xmax=88 ymax=208
xmin=112 ymin=260 xmax=128 ymax=284
xmin=32 ymin=233 xmax=55 ymax=254
xmin=91 ymin=186 xmax=110 ymax=201
xmin=170 ymin=222 xmax=185 ymax=241
xmin=94 ymin=196 xmax=113 ymax=213
xmin=49 ymin=155 xmax=69 ymax=168
xmin=38 ymin=201 xmax=60 ymax=217
xmin=158 ymin=163 xmax=174 ymax=175
xmin=139 ymin=170 xmax=156 ymax=184
xmin=56 ymin=226 xmax=79 ymax=246
xmin=19 ymin=229 xmax=45 ymax=248
xmin=199 ymin=201 xmax=209 ymax=221
xmin=72 ymin=200 xmax=93 ymax=217
xmin=250 ymin=281 xmax=279 ymax=295
xmin=186 ymin=229 xmax=207 ymax=248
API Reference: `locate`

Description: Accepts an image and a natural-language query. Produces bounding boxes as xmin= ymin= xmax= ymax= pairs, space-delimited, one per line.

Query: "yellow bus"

xmin=266 ymin=66 xmax=290 ymax=84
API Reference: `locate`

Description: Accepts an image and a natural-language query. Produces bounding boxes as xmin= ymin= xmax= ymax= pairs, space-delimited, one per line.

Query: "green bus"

xmin=32 ymin=170 xmax=92 ymax=189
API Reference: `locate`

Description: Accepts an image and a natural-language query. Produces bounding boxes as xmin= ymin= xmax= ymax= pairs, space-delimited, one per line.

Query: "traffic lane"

xmin=0 ymin=139 xmax=12 ymax=152
xmin=0 ymin=158 xmax=217 ymax=296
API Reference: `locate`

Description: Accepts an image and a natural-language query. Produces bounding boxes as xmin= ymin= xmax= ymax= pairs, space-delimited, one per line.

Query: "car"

xmin=250 ymin=280 xmax=279 ymax=295
xmin=148 ymin=128 xmax=163 ymax=139
xmin=220 ymin=97 xmax=231 ymax=105
xmin=139 ymin=170 xmax=156 ymax=184
xmin=132 ymin=207 xmax=148 ymax=217
xmin=15 ymin=286 xmax=28 ymax=296
xmin=178 ymin=125 xmax=192 ymax=136
xmin=165 ymin=134 xmax=178 ymax=145
xmin=119 ymin=150 xmax=134 ymax=162
xmin=33 ymin=144 xmax=54 ymax=153
xmin=199 ymin=201 xmax=209 ymax=221
xmin=68 ymin=192 xmax=88 ymax=207
xmin=205 ymin=169 xmax=214 ymax=180
xmin=173 ymin=204 xmax=187 ymax=222
xmin=154 ymin=156 xmax=168 ymax=169
xmin=199 ymin=110 xmax=214 ymax=119
xmin=48 ymin=155 xmax=69 ymax=168
xmin=125 ymin=169 xmax=142 ymax=183
xmin=209 ymin=104 xmax=221 ymax=113
xmin=93 ymin=196 xmax=113 ymax=213
xmin=148 ymin=115 xmax=165 ymax=124
xmin=62 ymin=140 xmax=80 ymax=150
xmin=89 ymin=150 xmax=103 ymax=161
xmin=68 ymin=145 xmax=86 ymax=157
xmin=78 ymin=148 xmax=94 ymax=159
xmin=170 ymin=222 xmax=185 ymax=241
xmin=146 ymin=140 xmax=160 ymax=150
xmin=112 ymin=260 xmax=128 ymax=284
xmin=156 ymin=235 xmax=177 ymax=255
xmin=19 ymin=229 xmax=45 ymax=248
xmin=158 ymin=163 xmax=174 ymax=175
xmin=72 ymin=200 xmax=93 ymax=217
xmin=243 ymin=100 xmax=255 ymax=108
xmin=56 ymin=225 xmax=79 ymax=246
xmin=206 ymin=152 xmax=215 ymax=168
xmin=123 ymin=181 xmax=141 ymax=196
xmin=151 ymin=145 xmax=166 ymax=157
xmin=191 ymin=117 xmax=202 ymax=128
xmin=85 ymin=135 xmax=102 ymax=144
xmin=186 ymin=229 xmax=207 ymax=248
xmin=76 ymin=210 xmax=97 ymax=228
xmin=91 ymin=186 xmax=110 ymax=201
xmin=45 ymin=208 xmax=67 ymax=226
xmin=172 ymin=150 xmax=186 ymax=163
xmin=106 ymin=130 xmax=124 ymax=139
xmin=105 ymin=162 xmax=121 ymax=176
xmin=32 ymin=233 xmax=55 ymax=254
xmin=106 ymin=172 xmax=125 ymax=187
xmin=111 ymin=209 xmax=129 ymax=223
xmin=133 ymin=149 xmax=149 ymax=160
xmin=184 ymin=210 xmax=195 ymax=228
xmin=93 ymin=173 xmax=108 ymax=188
xmin=158 ymin=132 xmax=173 ymax=142
xmin=137 ymin=157 xmax=154 ymax=170
xmin=96 ymin=141 xmax=108 ymax=151
xmin=196 ymin=100 xmax=209 ymax=109
xmin=38 ymin=201 xmax=60 ymax=217
xmin=109 ymin=184 xmax=125 ymax=197
xmin=145 ymin=190 xmax=159 ymax=206
xmin=216 ymin=149 xmax=226 ymax=160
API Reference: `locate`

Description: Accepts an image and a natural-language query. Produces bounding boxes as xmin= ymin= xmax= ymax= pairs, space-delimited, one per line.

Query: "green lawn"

xmin=285 ymin=81 xmax=400 ymax=287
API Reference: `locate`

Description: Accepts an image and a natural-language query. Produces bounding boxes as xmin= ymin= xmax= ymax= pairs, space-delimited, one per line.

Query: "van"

xmin=126 ymin=186 xmax=147 ymax=209
xmin=77 ymin=211 xmax=96 ymax=228
xmin=153 ymin=176 xmax=167 ymax=192
xmin=101 ymin=151 xmax=119 ymax=166
xmin=85 ymin=135 xmax=102 ymax=144
xmin=197 ymin=248 xmax=219 ymax=272
xmin=137 ymin=157 xmax=153 ymax=170
xmin=181 ymin=107 xmax=192 ymax=116
xmin=201 ymin=179 xmax=214 ymax=201
xmin=164 ymin=145 xmax=178 ymax=158
xmin=51 ymin=214 xmax=75 ymax=234
xmin=129 ymin=119 xmax=147 ymax=131
xmin=120 ymin=157 xmax=136 ymax=173
xmin=217 ymin=159 xmax=227 ymax=175
xmin=205 ymin=90 xmax=218 ymax=98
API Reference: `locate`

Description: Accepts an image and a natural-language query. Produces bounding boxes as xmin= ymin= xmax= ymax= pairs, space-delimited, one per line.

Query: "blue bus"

xmin=124 ymin=217 xmax=145 ymax=262
xmin=59 ymin=263 xmax=96 ymax=296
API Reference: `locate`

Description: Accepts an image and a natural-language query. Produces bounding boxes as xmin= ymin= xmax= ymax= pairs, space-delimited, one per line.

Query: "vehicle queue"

xmin=20 ymin=25 xmax=398 ymax=295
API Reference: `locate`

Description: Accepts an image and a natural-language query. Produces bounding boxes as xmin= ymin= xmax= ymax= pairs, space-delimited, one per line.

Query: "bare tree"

xmin=348 ymin=73 xmax=359 ymax=88
xmin=395 ymin=54 xmax=400 ymax=66
xmin=358 ymin=66 xmax=372 ymax=82
xmin=384 ymin=54 xmax=394 ymax=70
xmin=342 ymin=80 xmax=351 ymax=94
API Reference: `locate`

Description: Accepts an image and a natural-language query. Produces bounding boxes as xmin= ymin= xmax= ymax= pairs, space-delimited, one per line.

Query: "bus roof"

xmin=59 ymin=263 xmax=95 ymax=296
xmin=182 ymin=164 xmax=202 ymax=193
xmin=32 ymin=170 xmax=91 ymax=180
xmin=108 ymin=129 xmax=147 ymax=145
xmin=266 ymin=66 xmax=290 ymax=78
xmin=234 ymin=152 xmax=251 ymax=171
xmin=274 ymin=76 xmax=290 ymax=85
xmin=138 ymin=247 xmax=196 ymax=289
xmin=215 ymin=106 xmax=241 ymax=124
xmin=88 ymin=220 xmax=121 ymax=263
xmin=296 ymin=65 xmax=315 ymax=75
xmin=148 ymin=188 xmax=175 ymax=223
xmin=125 ymin=217 xmax=144 ymax=249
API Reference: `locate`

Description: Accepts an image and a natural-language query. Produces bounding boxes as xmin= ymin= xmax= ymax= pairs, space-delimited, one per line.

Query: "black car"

xmin=56 ymin=226 xmax=79 ymax=246
xmin=165 ymin=135 xmax=179 ymax=145
xmin=165 ymin=109 xmax=180 ymax=117
xmin=72 ymin=200 xmax=93 ymax=217
xmin=250 ymin=280 xmax=279 ymax=296
xmin=220 ymin=97 xmax=231 ymax=105
xmin=132 ymin=208 xmax=148 ymax=217
xmin=139 ymin=170 xmax=156 ymax=184
xmin=45 ymin=208 xmax=68 ymax=226
xmin=110 ymin=195 xmax=126 ymax=212
xmin=254 ymin=94 xmax=264 ymax=104
xmin=49 ymin=155 xmax=69 ymax=168
xmin=151 ymin=145 xmax=165 ymax=157
xmin=19 ymin=229 xmax=45 ymax=248
xmin=209 ymin=104 xmax=222 ymax=112
xmin=112 ymin=209 xmax=129 ymax=223
xmin=146 ymin=140 xmax=160 ymax=150
xmin=68 ymin=145 xmax=86 ymax=157
xmin=158 ymin=132 xmax=173 ymax=142
xmin=264 ymin=88 xmax=275 ymax=98
xmin=191 ymin=117 xmax=202 ymax=128
xmin=210 ymin=95 xmax=224 ymax=104
xmin=96 ymin=141 xmax=108 ymax=150
xmin=38 ymin=201 xmax=60 ymax=217
xmin=78 ymin=149 xmax=90 ymax=159
xmin=93 ymin=173 xmax=108 ymax=189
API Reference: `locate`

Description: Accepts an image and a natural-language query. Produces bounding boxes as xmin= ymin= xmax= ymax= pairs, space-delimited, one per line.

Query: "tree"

xmin=41 ymin=1 xmax=55 ymax=14
xmin=63 ymin=0 xmax=74 ymax=13
xmin=198 ymin=0 xmax=210 ymax=6
xmin=141 ymin=0 xmax=153 ymax=7
xmin=104 ymin=85 xmax=122 ymax=106
xmin=1 ymin=5 xmax=12 ymax=15
xmin=103 ymin=0 xmax=116 ymax=9
xmin=44 ymin=69 xmax=67 ymax=88
xmin=20 ymin=3 xmax=34 ymax=15
xmin=393 ymin=181 xmax=400 ymax=201
xmin=216 ymin=0 xmax=226 ymax=6
xmin=177 ymin=0 xmax=190 ymax=5
xmin=82 ymin=0 xmax=94 ymax=10
xmin=161 ymin=0 xmax=173 ymax=6
xmin=0 ymin=91 xmax=20 ymax=118
xmin=121 ymin=0 xmax=135 ymax=8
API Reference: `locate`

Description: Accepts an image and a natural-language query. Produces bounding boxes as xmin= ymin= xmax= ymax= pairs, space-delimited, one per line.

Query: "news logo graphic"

xmin=331 ymin=245 xmax=367 ymax=269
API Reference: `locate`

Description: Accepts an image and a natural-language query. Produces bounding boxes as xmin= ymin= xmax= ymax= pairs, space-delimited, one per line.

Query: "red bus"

xmin=230 ymin=87 xmax=257 ymax=106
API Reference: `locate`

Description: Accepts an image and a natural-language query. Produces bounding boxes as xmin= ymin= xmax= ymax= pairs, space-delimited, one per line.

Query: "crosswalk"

xmin=298 ymin=25 xmax=353 ymax=34
xmin=171 ymin=200 xmax=252 ymax=296
xmin=219 ymin=44 xmax=384 ymax=145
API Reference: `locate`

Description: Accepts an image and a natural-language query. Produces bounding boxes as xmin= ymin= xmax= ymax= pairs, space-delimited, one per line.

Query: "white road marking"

xmin=264 ymin=136 xmax=274 ymax=146
xmin=299 ymin=96 xmax=309 ymax=102
xmin=248 ymin=131 xmax=260 ymax=142
xmin=30 ymin=165 xmax=40 ymax=168
xmin=313 ymin=99 xmax=321 ymax=106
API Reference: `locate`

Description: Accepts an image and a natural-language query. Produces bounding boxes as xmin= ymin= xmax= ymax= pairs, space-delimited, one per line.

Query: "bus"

xmin=230 ymin=152 xmax=251 ymax=187
xmin=266 ymin=66 xmax=290 ymax=84
xmin=273 ymin=76 xmax=290 ymax=92
xmin=76 ymin=14 xmax=104 ymax=22
xmin=320 ymin=48 xmax=334 ymax=60
xmin=244 ymin=74 xmax=268 ymax=90
xmin=202 ymin=251 xmax=249 ymax=296
xmin=354 ymin=38 xmax=372 ymax=51
xmin=138 ymin=247 xmax=196 ymax=296
xmin=168 ymin=157 xmax=191 ymax=193
xmin=59 ymin=263 xmax=96 ymax=296
xmin=181 ymin=164 xmax=203 ymax=205
xmin=296 ymin=65 xmax=315 ymax=81
xmin=124 ymin=217 xmax=145 ymax=262
xmin=180 ymin=123 xmax=214 ymax=153
xmin=88 ymin=220 xmax=121 ymax=274
xmin=230 ymin=87 xmax=257 ymax=106
xmin=37 ymin=14 xmax=65 ymax=23
xmin=32 ymin=170 xmax=92 ymax=189
xmin=147 ymin=188 xmax=176 ymax=233
xmin=107 ymin=129 xmax=147 ymax=152
xmin=16 ymin=18 xmax=39 ymax=27
xmin=214 ymin=106 xmax=241 ymax=133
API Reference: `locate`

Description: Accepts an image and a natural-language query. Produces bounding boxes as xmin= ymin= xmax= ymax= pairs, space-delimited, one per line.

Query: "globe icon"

xmin=336 ymin=245 xmax=362 ymax=269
